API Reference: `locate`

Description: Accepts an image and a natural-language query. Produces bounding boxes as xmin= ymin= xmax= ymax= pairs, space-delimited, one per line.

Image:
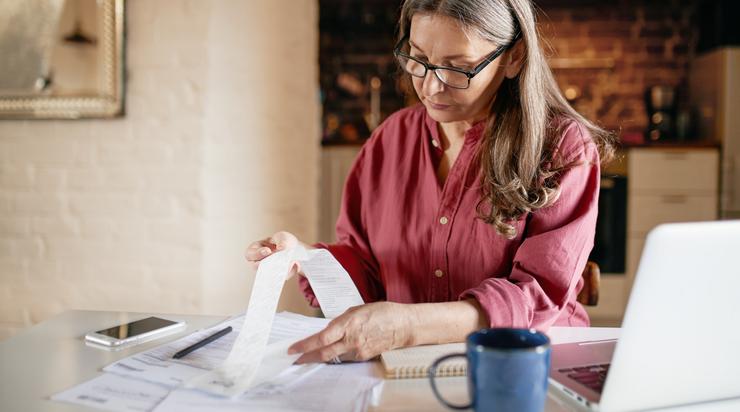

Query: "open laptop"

xmin=549 ymin=220 xmax=740 ymax=411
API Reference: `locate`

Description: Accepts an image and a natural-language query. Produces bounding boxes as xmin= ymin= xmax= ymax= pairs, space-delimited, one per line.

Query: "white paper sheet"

xmin=301 ymin=248 xmax=365 ymax=318
xmin=53 ymin=315 xmax=381 ymax=412
xmin=98 ymin=242 xmax=365 ymax=402
xmin=51 ymin=363 xmax=329 ymax=412
xmin=104 ymin=312 xmax=329 ymax=388
xmin=186 ymin=246 xmax=310 ymax=396
xmin=51 ymin=373 xmax=169 ymax=412
xmin=187 ymin=245 xmax=365 ymax=397
xmin=153 ymin=364 xmax=382 ymax=412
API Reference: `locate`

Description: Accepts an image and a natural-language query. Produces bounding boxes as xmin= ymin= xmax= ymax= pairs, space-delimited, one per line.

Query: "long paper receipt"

xmin=188 ymin=245 xmax=364 ymax=397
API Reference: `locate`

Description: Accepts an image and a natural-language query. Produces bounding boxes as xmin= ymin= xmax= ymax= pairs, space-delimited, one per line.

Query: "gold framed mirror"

xmin=0 ymin=0 xmax=124 ymax=119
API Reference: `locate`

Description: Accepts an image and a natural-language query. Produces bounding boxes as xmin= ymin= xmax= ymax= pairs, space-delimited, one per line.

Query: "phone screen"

xmin=95 ymin=317 xmax=178 ymax=339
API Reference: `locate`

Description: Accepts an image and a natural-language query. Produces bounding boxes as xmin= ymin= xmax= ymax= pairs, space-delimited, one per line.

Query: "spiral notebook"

xmin=380 ymin=343 xmax=466 ymax=379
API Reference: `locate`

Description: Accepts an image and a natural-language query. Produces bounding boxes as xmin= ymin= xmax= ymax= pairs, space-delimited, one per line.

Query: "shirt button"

xmin=434 ymin=269 xmax=445 ymax=278
xmin=431 ymin=139 xmax=439 ymax=148
xmin=439 ymin=216 xmax=449 ymax=225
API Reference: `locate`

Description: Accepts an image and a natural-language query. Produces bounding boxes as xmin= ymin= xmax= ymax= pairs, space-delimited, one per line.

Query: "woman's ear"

xmin=504 ymin=40 xmax=526 ymax=79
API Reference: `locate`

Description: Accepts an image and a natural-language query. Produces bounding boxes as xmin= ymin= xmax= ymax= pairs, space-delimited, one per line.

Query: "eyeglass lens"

xmin=396 ymin=55 xmax=470 ymax=89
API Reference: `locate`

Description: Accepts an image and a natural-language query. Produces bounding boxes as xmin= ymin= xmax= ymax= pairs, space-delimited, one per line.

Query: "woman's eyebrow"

xmin=408 ymin=39 xmax=471 ymax=60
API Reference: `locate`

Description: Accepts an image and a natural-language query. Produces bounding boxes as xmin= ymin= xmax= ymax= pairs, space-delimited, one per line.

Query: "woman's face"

xmin=408 ymin=13 xmax=508 ymax=124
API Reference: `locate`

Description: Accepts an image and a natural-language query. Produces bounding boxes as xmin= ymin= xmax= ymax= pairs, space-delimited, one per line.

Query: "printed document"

xmin=53 ymin=244 xmax=371 ymax=409
xmin=188 ymin=245 xmax=364 ymax=397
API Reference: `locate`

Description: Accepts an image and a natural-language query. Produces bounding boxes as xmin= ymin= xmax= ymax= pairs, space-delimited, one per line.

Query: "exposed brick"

xmin=587 ymin=25 xmax=633 ymax=38
xmin=610 ymin=10 xmax=638 ymax=22
xmin=639 ymin=27 xmax=676 ymax=38
xmin=572 ymin=9 xmax=608 ymax=23
xmin=672 ymin=44 xmax=689 ymax=56
xmin=645 ymin=43 xmax=665 ymax=55
xmin=528 ymin=0 xmax=698 ymax=133
xmin=592 ymin=39 xmax=618 ymax=54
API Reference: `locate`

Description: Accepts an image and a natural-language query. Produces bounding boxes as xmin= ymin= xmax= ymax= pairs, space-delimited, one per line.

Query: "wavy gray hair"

xmin=398 ymin=0 xmax=615 ymax=238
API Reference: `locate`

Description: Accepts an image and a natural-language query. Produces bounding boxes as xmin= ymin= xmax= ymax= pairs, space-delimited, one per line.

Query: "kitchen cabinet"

xmin=587 ymin=146 xmax=720 ymax=324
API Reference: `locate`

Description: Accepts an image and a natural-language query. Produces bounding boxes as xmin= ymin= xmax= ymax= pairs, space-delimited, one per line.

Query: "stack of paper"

xmin=53 ymin=312 xmax=382 ymax=412
xmin=52 ymin=246 xmax=379 ymax=412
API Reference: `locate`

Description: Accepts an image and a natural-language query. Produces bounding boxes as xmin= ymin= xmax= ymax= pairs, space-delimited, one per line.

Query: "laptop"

xmin=549 ymin=220 xmax=740 ymax=411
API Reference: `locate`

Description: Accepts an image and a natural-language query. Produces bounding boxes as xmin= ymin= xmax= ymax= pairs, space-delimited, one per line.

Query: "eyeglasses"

xmin=393 ymin=33 xmax=519 ymax=89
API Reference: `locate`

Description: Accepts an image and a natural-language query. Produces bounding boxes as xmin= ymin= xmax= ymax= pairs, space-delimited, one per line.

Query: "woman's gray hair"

xmin=398 ymin=0 xmax=615 ymax=238
xmin=399 ymin=0 xmax=519 ymax=48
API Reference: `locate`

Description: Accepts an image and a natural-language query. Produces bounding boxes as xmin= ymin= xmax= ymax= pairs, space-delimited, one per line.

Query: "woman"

xmin=246 ymin=0 xmax=614 ymax=364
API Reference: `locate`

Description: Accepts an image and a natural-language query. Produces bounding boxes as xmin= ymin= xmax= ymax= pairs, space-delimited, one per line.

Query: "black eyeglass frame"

xmin=393 ymin=31 xmax=521 ymax=89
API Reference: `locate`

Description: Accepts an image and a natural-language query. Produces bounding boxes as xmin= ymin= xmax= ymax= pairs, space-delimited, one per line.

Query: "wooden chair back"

xmin=577 ymin=261 xmax=600 ymax=306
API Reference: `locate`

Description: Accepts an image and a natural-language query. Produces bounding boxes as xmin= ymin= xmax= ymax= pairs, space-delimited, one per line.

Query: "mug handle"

xmin=428 ymin=353 xmax=472 ymax=410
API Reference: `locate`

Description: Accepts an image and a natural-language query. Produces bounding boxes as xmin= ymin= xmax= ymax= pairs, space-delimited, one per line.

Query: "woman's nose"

xmin=421 ymin=69 xmax=445 ymax=96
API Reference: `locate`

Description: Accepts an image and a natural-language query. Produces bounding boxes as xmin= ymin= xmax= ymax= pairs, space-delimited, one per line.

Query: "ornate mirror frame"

xmin=0 ymin=0 xmax=125 ymax=119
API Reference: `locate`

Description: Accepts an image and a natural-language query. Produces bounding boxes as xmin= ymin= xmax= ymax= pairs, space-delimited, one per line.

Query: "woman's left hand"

xmin=288 ymin=302 xmax=414 ymax=363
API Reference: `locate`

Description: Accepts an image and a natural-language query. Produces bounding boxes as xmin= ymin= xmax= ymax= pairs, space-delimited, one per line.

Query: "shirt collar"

xmin=423 ymin=107 xmax=488 ymax=146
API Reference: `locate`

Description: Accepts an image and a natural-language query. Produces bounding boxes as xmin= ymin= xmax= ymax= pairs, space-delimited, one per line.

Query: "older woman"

xmin=246 ymin=0 xmax=614 ymax=364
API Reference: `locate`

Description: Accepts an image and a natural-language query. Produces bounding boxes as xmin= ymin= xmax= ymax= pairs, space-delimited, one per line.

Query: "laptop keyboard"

xmin=558 ymin=364 xmax=610 ymax=393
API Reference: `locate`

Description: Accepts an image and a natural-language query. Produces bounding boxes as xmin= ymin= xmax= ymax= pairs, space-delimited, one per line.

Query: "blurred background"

xmin=0 ymin=0 xmax=738 ymax=339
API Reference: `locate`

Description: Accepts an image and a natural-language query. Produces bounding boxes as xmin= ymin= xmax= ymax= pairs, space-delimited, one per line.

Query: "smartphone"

xmin=84 ymin=316 xmax=186 ymax=347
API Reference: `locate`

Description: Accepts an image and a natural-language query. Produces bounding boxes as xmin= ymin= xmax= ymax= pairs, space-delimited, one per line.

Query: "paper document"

xmin=51 ymin=373 xmax=170 ymax=412
xmin=52 ymin=362 xmax=369 ymax=412
xmin=53 ymin=315 xmax=381 ymax=412
xmin=302 ymin=248 xmax=365 ymax=318
xmin=189 ymin=245 xmax=364 ymax=397
xmin=154 ymin=364 xmax=382 ymax=412
xmin=56 ymin=243 xmax=368 ymax=408
xmin=104 ymin=312 xmax=330 ymax=388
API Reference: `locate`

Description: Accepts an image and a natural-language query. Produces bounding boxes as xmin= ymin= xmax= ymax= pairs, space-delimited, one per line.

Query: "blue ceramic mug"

xmin=429 ymin=328 xmax=551 ymax=412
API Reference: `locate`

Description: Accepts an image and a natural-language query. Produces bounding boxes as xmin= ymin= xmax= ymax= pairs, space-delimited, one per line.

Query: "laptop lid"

xmin=598 ymin=220 xmax=740 ymax=411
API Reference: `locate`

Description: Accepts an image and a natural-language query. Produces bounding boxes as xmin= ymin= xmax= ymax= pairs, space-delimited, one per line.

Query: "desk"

xmin=1 ymin=311 xmax=738 ymax=412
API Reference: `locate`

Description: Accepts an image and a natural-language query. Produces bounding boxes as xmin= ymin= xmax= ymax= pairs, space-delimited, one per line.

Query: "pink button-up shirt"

xmin=300 ymin=104 xmax=600 ymax=330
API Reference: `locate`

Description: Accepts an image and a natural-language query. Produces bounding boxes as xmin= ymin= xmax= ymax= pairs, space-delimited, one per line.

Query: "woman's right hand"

xmin=245 ymin=231 xmax=306 ymax=278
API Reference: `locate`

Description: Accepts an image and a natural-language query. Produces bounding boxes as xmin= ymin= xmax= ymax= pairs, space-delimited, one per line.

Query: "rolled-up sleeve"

xmin=299 ymin=145 xmax=385 ymax=306
xmin=460 ymin=130 xmax=600 ymax=330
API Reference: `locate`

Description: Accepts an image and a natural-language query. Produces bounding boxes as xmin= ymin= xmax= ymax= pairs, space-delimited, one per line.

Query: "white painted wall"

xmin=0 ymin=0 xmax=319 ymax=339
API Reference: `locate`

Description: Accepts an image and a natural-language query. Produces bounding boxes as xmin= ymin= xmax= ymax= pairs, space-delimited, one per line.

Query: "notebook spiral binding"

xmin=393 ymin=363 xmax=467 ymax=379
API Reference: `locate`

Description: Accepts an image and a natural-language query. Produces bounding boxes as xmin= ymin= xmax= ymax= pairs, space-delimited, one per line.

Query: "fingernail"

xmin=260 ymin=248 xmax=270 ymax=256
xmin=287 ymin=346 xmax=297 ymax=355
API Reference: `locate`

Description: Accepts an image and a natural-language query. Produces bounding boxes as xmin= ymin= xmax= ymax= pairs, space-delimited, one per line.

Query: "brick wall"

xmin=319 ymin=0 xmax=699 ymax=139
xmin=0 ymin=0 xmax=319 ymax=340
xmin=538 ymin=0 xmax=699 ymax=134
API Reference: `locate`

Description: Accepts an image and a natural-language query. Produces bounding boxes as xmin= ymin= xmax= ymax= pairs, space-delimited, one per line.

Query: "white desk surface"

xmin=1 ymin=310 xmax=738 ymax=412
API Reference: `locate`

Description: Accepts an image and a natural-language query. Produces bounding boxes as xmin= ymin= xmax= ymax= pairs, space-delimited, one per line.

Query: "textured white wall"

xmin=201 ymin=0 xmax=320 ymax=315
xmin=0 ymin=0 xmax=319 ymax=339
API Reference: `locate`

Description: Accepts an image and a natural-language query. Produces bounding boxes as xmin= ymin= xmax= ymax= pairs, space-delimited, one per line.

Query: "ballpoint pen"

xmin=172 ymin=326 xmax=232 ymax=359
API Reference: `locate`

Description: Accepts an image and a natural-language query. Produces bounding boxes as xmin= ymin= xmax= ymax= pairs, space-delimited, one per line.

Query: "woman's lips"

xmin=428 ymin=102 xmax=451 ymax=110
